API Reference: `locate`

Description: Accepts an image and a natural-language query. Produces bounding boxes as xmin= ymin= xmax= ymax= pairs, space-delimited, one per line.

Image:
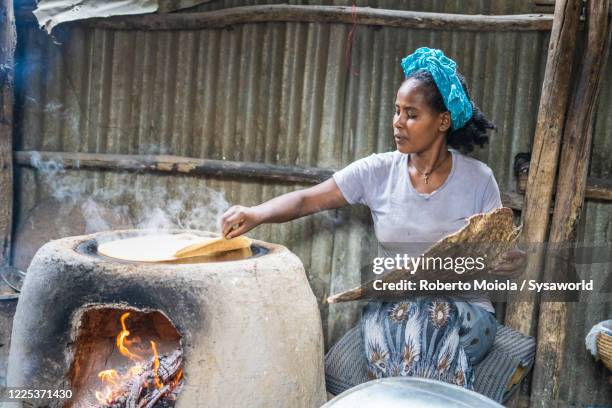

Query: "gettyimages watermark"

xmin=353 ymin=242 xmax=612 ymax=302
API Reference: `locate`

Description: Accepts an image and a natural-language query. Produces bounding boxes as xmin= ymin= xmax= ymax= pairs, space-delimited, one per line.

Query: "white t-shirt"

xmin=333 ymin=148 xmax=502 ymax=312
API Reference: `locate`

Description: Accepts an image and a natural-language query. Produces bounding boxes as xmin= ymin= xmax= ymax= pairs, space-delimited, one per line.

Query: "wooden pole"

xmin=0 ymin=0 xmax=16 ymax=265
xmin=530 ymin=1 xmax=611 ymax=406
xmin=14 ymin=151 xmax=335 ymax=185
xmin=504 ymin=0 xmax=582 ymax=337
xmin=19 ymin=5 xmax=554 ymax=32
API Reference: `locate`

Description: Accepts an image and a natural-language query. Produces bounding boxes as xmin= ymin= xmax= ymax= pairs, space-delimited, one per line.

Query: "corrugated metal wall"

xmin=10 ymin=1 xmax=612 ymax=405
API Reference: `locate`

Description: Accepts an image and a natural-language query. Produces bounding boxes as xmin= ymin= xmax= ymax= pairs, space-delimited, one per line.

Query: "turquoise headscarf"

xmin=400 ymin=47 xmax=473 ymax=130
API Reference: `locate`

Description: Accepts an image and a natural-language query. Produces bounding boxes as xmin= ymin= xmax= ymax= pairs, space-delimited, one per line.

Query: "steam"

xmin=30 ymin=151 xmax=89 ymax=204
xmin=81 ymin=197 xmax=115 ymax=232
xmin=28 ymin=152 xmax=231 ymax=235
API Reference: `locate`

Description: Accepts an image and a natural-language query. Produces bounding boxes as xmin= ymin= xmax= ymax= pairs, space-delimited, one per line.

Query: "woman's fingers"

xmin=220 ymin=205 xmax=262 ymax=238
xmin=226 ymin=222 xmax=248 ymax=239
xmin=222 ymin=216 xmax=244 ymax=238
xmin=221 ymin=206 xmax=244 ymax=237
xmin=220 ymin=205 xmax=237 ymax=225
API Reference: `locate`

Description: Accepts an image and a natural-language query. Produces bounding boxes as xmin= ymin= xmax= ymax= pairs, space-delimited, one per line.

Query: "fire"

xmin=94 ymin=312 xmax=176 ymax=405
xmin=174 ymin=368 xmax=183 ymax=383
xmin=117 ymin=312 xmax=143 ymax=361
xmin=150 ymin=340 xmax=163 ymax=389
xmin=98 ymin=370 xmax=119 ymax=384
xmin=95 ymin=386 xmax=113 ymax=405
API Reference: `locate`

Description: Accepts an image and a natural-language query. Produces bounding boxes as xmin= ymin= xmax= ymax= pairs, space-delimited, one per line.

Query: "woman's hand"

xmin=489 ymin=248 xmax=527 ymax=278
xmin=221 ymin=205 xmax=264 ymax=239
xmin=220 ymin=178 xmax=348 ymax=239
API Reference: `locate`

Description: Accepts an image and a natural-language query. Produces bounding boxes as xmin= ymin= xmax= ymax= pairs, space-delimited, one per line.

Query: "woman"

xmin=220 ymin=47 xmax=524 ymax=389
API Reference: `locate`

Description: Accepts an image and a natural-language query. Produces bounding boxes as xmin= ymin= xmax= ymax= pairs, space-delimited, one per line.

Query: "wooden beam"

xmin=517 ymin=172 xmax=612 ymax=202
xmin=16 ymin=5 xmax=554 ymax=32
xmin=586 ymin=177 xmax=612 ymax=201
xmin=0 ymin=0 xmax=16 ymax=265
xmin=504 ymin=0 xmax=582 ymax=337
xmin=14 ymin=151 xmax=334 ymax=185
xmin=15 ymin=150 xmax=523 ymax=210
xmin=531 ymin=0 xmax=611 ymax=406
xmin=534 ymin=0 xmax=557 ymax=14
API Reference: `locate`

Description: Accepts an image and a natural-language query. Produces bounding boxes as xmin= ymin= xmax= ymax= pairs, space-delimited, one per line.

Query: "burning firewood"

xmin=156 ymin=350 xmax=182 ymax=383
xmin=102 ymin=351 xmax=183 ymax=408
xmin=94 ymin=312 xmax=184 ymax=408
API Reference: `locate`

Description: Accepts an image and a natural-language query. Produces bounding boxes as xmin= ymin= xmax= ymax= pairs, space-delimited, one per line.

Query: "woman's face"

xmin=393 ymin=78 xmax=450 ymax=154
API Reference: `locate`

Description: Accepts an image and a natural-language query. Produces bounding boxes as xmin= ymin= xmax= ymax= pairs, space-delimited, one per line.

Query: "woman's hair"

xmin=404 ymin=70 xmax=496 ymax=153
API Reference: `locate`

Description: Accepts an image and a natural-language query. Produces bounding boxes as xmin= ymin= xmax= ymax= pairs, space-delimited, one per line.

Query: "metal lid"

xmin=323 ymin=377 xmax=503 ymax=408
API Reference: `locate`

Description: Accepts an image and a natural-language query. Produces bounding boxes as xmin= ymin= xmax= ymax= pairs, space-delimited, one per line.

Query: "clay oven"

xmin=7 ymin=230 xmax=326 ymax=407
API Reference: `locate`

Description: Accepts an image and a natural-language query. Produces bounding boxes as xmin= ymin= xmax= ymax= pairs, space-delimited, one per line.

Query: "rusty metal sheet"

xmin=33 ymin=0 xmax=214 ymax=33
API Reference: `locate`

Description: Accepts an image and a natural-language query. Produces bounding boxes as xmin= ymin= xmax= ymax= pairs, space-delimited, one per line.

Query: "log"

xmin=517 ymin=171 xmax=612 ymax=202
xmin=140 ymin=383 xmax=170 ymax=408
xmin=15 ymin=150 xmax=524 ymax=210
xmin=587 ymin=178 xmax=612 ymax=201
xmin=157 ymin=349 xmax=182 ymax=383
xmin=16 ymin=4 xmax=555 ymax=32
xmin=0 ymin=0 xmax=15 ymax=265
xmin=118 ymin=351 xmax=183 ymax=408
xmin=14 ymin=150 xmax=334 ymax=185
xmin=531 ymin=1 xmax=611 ymax=407
xmin=504 ymin=0 xmax=582 ymax=338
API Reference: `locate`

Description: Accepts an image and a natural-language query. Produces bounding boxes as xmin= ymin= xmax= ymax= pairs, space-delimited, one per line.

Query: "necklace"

xmin=409 ymin=152 xmax=450 ymax=184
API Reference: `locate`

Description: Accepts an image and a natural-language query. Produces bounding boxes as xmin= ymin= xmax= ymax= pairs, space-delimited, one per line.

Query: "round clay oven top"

xmin=98 ymin=233 xmax=219 ymax=262
xmin=85 ymin=230 xmax=265 ymax=264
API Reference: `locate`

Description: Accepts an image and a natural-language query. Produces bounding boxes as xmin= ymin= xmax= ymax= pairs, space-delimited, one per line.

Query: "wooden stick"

xmin=531 ymin=1 xmax=611 ymax=406
xmin=0 ymin=0 xmax=15 ymax=266
xmin=504 ymin=0 xmax=582 ymax=338
xmin=14 ymin=150 xmax=334 ymax=185
xmin=16 ymin=4 xmax=554 ymax=32
xmin=140 ymin=383 xmax=170 ymax=408
xmin=517 ymin=172 xmax=612 ymax=202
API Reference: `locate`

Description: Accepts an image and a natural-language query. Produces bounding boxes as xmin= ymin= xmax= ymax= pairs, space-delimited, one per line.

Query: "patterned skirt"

xmin=361 ymin=297 xmax=497 ymax=390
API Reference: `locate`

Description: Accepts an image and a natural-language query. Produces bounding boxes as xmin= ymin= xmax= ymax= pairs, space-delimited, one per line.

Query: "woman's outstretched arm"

xmin=220 ymin=178 xmax=348 ymax=239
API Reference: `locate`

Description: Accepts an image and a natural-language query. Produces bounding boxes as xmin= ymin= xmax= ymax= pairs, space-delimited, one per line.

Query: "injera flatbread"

xmin=98 ymin=233 xmax=251 ymax=262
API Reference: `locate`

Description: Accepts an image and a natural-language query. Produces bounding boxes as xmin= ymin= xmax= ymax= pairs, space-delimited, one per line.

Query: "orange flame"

xmin=98 ymin=369 xmax=119 ymax=385
xmin=95 ymin=386 xmax=113 ymax=405
xmin=116 ymin=312 xmax=143 ymax=361
xmin=93 ymin=312 xmax=181 ymax=405
xmin=174 ymin=368 xmax=183 ymax=384
xmin=150 ymin=340 xmax=163 ymax=389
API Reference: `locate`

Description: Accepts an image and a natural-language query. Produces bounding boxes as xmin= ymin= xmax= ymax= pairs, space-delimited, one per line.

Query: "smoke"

xmin=27 ymin=152 xmax=231 ymax=235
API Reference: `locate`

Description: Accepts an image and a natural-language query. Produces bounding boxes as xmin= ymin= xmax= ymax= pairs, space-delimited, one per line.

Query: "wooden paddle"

xmin=173 ymin=235 xmax=252 ymax=259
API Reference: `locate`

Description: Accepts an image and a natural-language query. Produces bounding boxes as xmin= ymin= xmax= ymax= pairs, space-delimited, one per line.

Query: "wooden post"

xmin=530 ymin=1 xmax=611 ymax=406
xmin=0 ymin=0 xmax=16 ymax=265
xmin=504 ymin=0 xmax=582 ymax=337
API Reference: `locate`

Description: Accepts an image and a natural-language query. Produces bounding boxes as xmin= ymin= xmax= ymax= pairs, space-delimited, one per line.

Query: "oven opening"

xmin=67 ymin=307 xmax=183 ymax=408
